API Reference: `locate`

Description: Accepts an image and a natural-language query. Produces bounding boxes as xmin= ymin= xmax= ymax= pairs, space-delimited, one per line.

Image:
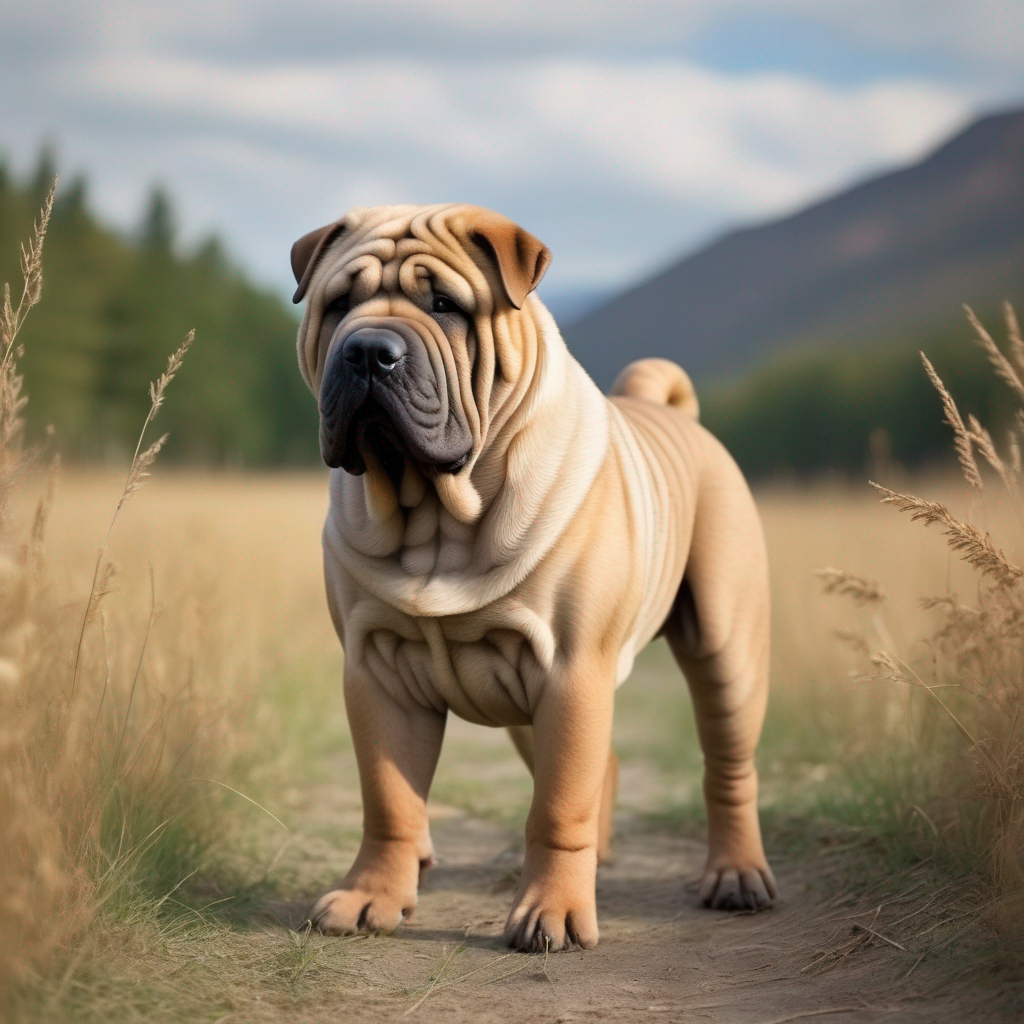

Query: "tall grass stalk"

xmin=0 ymin=183 xmax=259 ymax=988
xmin=822 ymin=302 xmax=1024 ymax=913
xmin=71 ymin=330 xmax=192 ymax=698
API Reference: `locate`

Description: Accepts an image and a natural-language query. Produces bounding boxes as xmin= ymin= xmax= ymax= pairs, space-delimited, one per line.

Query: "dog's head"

xmin=291 ymin=204 xmax=551 ymax=519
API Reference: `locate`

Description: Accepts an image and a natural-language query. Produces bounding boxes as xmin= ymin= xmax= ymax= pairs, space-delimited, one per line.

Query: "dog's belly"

xmin=356 ymin=605 xmax=551 ymax=727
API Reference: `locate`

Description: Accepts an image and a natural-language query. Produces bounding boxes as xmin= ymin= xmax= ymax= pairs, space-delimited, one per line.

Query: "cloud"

xmin=0 ymin=2 xmax=1014 ymax=297
xmin=7 ymin=1 xmax=1024 ymax=68
xmin=811 ymin=1 xmax=1024 ymax=66
xmin=527 ymin=62 xmax=969 ymax=209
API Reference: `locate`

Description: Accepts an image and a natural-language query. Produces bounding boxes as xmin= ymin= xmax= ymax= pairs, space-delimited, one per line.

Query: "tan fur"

xmin=612 ymin=357 xmax=700 ymax=418
xmin=295 ymin=204 xmax=776 ymax=952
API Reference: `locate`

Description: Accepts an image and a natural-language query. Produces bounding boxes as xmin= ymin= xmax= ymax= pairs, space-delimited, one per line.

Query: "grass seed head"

xmin=862 ymin=303 xmax=1024 ymax=911
xmin=149 ymin=330 xmax=194 ymax=415
xmin=920 ymin=351 xmax=983 ymax=490
xmin=816 ymin=566 xmax=886 ymax=604
xmin=870 ymin=482 xmax=1024 ymax=587
xmin=869 ymin=650 xmax=904 ymax=681
xmin=966 ymin=304 xmax=1024 ymax=405
xmin=120 ymin=433 xmax=169 ymax=509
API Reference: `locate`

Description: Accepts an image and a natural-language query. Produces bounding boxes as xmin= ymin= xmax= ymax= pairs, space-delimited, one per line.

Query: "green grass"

xmin=620 ymin=641 xmax=986 ymax=883
xmin=4 ymin=914 xmax=367 ymax=1024
xmin=1 ymin=650 xmax=357 ymax=1023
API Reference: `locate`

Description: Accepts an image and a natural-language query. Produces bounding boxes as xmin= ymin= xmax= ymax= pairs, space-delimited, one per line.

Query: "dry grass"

xmin=0 ymin=186 xmax=341 ymax=1000
xmin=817 ymin=304 xmax=1024 ymax=918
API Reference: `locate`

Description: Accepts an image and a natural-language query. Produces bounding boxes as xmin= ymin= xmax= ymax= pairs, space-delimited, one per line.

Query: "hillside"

xmin=563 ymin=108 xmax=1024 ymax=390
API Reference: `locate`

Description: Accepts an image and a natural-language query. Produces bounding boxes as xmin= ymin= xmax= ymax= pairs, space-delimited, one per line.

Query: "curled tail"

xmin=610 ymin=357 xmax=699 ymax=419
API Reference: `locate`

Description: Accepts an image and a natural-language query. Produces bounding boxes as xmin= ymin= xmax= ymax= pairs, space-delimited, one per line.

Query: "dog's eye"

xmin=325 ymin=293 xmax=350 ymax=317
xmin=432 ymin=294 xmax=461 ymax=315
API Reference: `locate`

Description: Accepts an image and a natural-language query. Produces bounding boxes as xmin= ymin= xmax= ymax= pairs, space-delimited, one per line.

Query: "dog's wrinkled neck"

xmin=356 ymin=456 xmax=482 ymax=578
xmin=357 ymin=446 xmax=481 ymax=527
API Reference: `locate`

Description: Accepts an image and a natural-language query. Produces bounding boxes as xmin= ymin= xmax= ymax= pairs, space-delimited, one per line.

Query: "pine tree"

xmin=139 ymin=186 xmax=175 ymax=253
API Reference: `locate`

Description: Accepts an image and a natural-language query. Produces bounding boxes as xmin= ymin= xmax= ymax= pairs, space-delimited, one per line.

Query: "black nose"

xmin=342 ymin=328 xmax=407 ymax=378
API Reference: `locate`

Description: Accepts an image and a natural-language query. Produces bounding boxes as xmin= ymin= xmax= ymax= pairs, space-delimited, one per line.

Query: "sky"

xmin=2 ymin=1 xmax=1022 ymax=308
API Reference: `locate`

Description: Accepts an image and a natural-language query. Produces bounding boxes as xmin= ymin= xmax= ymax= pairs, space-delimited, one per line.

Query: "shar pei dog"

xmin=290 ymin=204 xmax=777 ymax=952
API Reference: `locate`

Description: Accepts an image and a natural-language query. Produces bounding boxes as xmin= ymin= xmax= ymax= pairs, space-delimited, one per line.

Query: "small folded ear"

xmin=290 ymin=220 xmax=346 ymax=303
xmin=466 ymin=211 xmax=551 ymax=309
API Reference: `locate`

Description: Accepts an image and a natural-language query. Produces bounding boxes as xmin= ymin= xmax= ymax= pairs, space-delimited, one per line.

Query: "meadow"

xmin=0 ymin=466 xmax=1017 ymax=1021
xmin=1 ymin=186 xmax=1022 ymax=1022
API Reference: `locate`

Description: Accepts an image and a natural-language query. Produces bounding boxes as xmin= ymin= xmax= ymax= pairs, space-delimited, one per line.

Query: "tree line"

xmin=700 ymin=307 xmax=1017 ymax=481
xmin=2 ymin=152 xmax=1015 ymax=477
xmin=1 ymin=154 xmax=316 ymax=466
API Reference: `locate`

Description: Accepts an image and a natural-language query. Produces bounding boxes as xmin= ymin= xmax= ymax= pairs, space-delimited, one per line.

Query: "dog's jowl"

xmin=290 ymin=204 xmax=777 ymax=953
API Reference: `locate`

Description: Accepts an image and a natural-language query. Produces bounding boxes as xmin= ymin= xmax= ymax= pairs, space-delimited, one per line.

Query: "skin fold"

xmin=290 ymin=204 xmax=777 ymax=953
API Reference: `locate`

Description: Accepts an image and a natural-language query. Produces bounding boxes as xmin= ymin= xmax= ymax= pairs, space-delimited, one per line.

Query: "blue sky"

xmin=2 ymin=1 xmax=1021 ymax=305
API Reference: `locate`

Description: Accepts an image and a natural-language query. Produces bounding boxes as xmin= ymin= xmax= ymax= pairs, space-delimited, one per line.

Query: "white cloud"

xmin=0 ymin=2 xmax=1014 ymax=296
xmin=529 ymin=62 xmax=969 ymax=211
xmin=8 ymin=1 xmax=1024 ymax=67
xmin=811 ymin=1 xmax=1024 ymax=66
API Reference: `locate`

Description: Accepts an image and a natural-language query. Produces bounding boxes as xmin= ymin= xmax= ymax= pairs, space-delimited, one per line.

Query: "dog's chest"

xmin=355 ymin=606 xmax=551 ymax=726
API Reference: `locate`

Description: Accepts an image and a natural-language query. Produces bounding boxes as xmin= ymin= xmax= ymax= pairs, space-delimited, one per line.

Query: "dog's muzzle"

xmin=317 ymin=321 xmax=473 ymax=476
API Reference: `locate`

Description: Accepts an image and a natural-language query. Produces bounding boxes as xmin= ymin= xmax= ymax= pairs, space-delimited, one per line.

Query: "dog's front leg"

xmin=310 ymin=669 xmax=445 ymax=935
xmin=503 ymin=659 xmax=614 ymax=952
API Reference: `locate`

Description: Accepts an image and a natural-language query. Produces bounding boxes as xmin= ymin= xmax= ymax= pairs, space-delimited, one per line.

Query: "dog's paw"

xmin=503 ymin=847 xmax=598 ymax=952
xmin=308 ymin=838 xmax=423 ymax=936
xmin=309 ymin=886 xmax=414 ymax=935
xmin=503 ymin=896 xmax=599 ymax=952
xmin=699 ymin=860 xmax=777 ymax=911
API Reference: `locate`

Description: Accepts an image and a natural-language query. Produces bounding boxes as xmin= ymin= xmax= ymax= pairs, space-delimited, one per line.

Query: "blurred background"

xmin=2 ymin=0 xmax=1022 ymax=477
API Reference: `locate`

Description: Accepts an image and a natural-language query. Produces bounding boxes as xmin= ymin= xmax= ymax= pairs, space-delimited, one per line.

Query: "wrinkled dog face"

xmin=291 ymin=205 xmax=551 ymax=491
xmin=315 ymin=274 xmax=475 ymax=477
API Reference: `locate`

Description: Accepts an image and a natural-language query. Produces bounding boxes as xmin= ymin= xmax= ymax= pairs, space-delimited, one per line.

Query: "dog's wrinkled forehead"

xmin=292 ymin=203 xmax=551 ymax=312
xmin=319 ymin=207 xmax=479 ymax=314
xmin=294 ymin=207 xmax=408 ymax=303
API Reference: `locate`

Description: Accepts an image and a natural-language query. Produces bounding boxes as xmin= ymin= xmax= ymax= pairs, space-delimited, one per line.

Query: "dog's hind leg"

xmin=663 ymin=442 xmax=777 ymax=911
xmin=506 ymin=726 xmax=618 ymax=865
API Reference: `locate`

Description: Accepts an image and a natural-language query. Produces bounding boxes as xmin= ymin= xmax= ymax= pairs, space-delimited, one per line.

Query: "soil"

xmin=258 ymin=722 xmax=1019 ymax=1024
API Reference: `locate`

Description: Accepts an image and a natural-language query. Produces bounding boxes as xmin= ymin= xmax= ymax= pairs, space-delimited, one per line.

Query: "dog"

xmin=290 ymin=204 xmax=777 ymax=952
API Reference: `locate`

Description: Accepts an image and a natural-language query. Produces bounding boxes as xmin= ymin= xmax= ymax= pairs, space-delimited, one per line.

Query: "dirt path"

xmin=268 ymin=810 xmax=992 ymax=1023
xmin=257 ymin=720 xmax=1010 ymax=1024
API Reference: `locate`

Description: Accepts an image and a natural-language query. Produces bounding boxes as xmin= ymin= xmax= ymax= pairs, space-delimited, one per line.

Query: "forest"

xmin=0 ymin=154 xmax=315 ymax=466
xmin=2 ymin=155 xmax=1012 ymax=477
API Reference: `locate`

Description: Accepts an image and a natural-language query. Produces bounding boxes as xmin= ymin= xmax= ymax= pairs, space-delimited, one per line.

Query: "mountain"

xmin=563 ymin=108 xmax=1024 ymax=391
xmin=537 ymin=285 xmax=611 ymax=326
